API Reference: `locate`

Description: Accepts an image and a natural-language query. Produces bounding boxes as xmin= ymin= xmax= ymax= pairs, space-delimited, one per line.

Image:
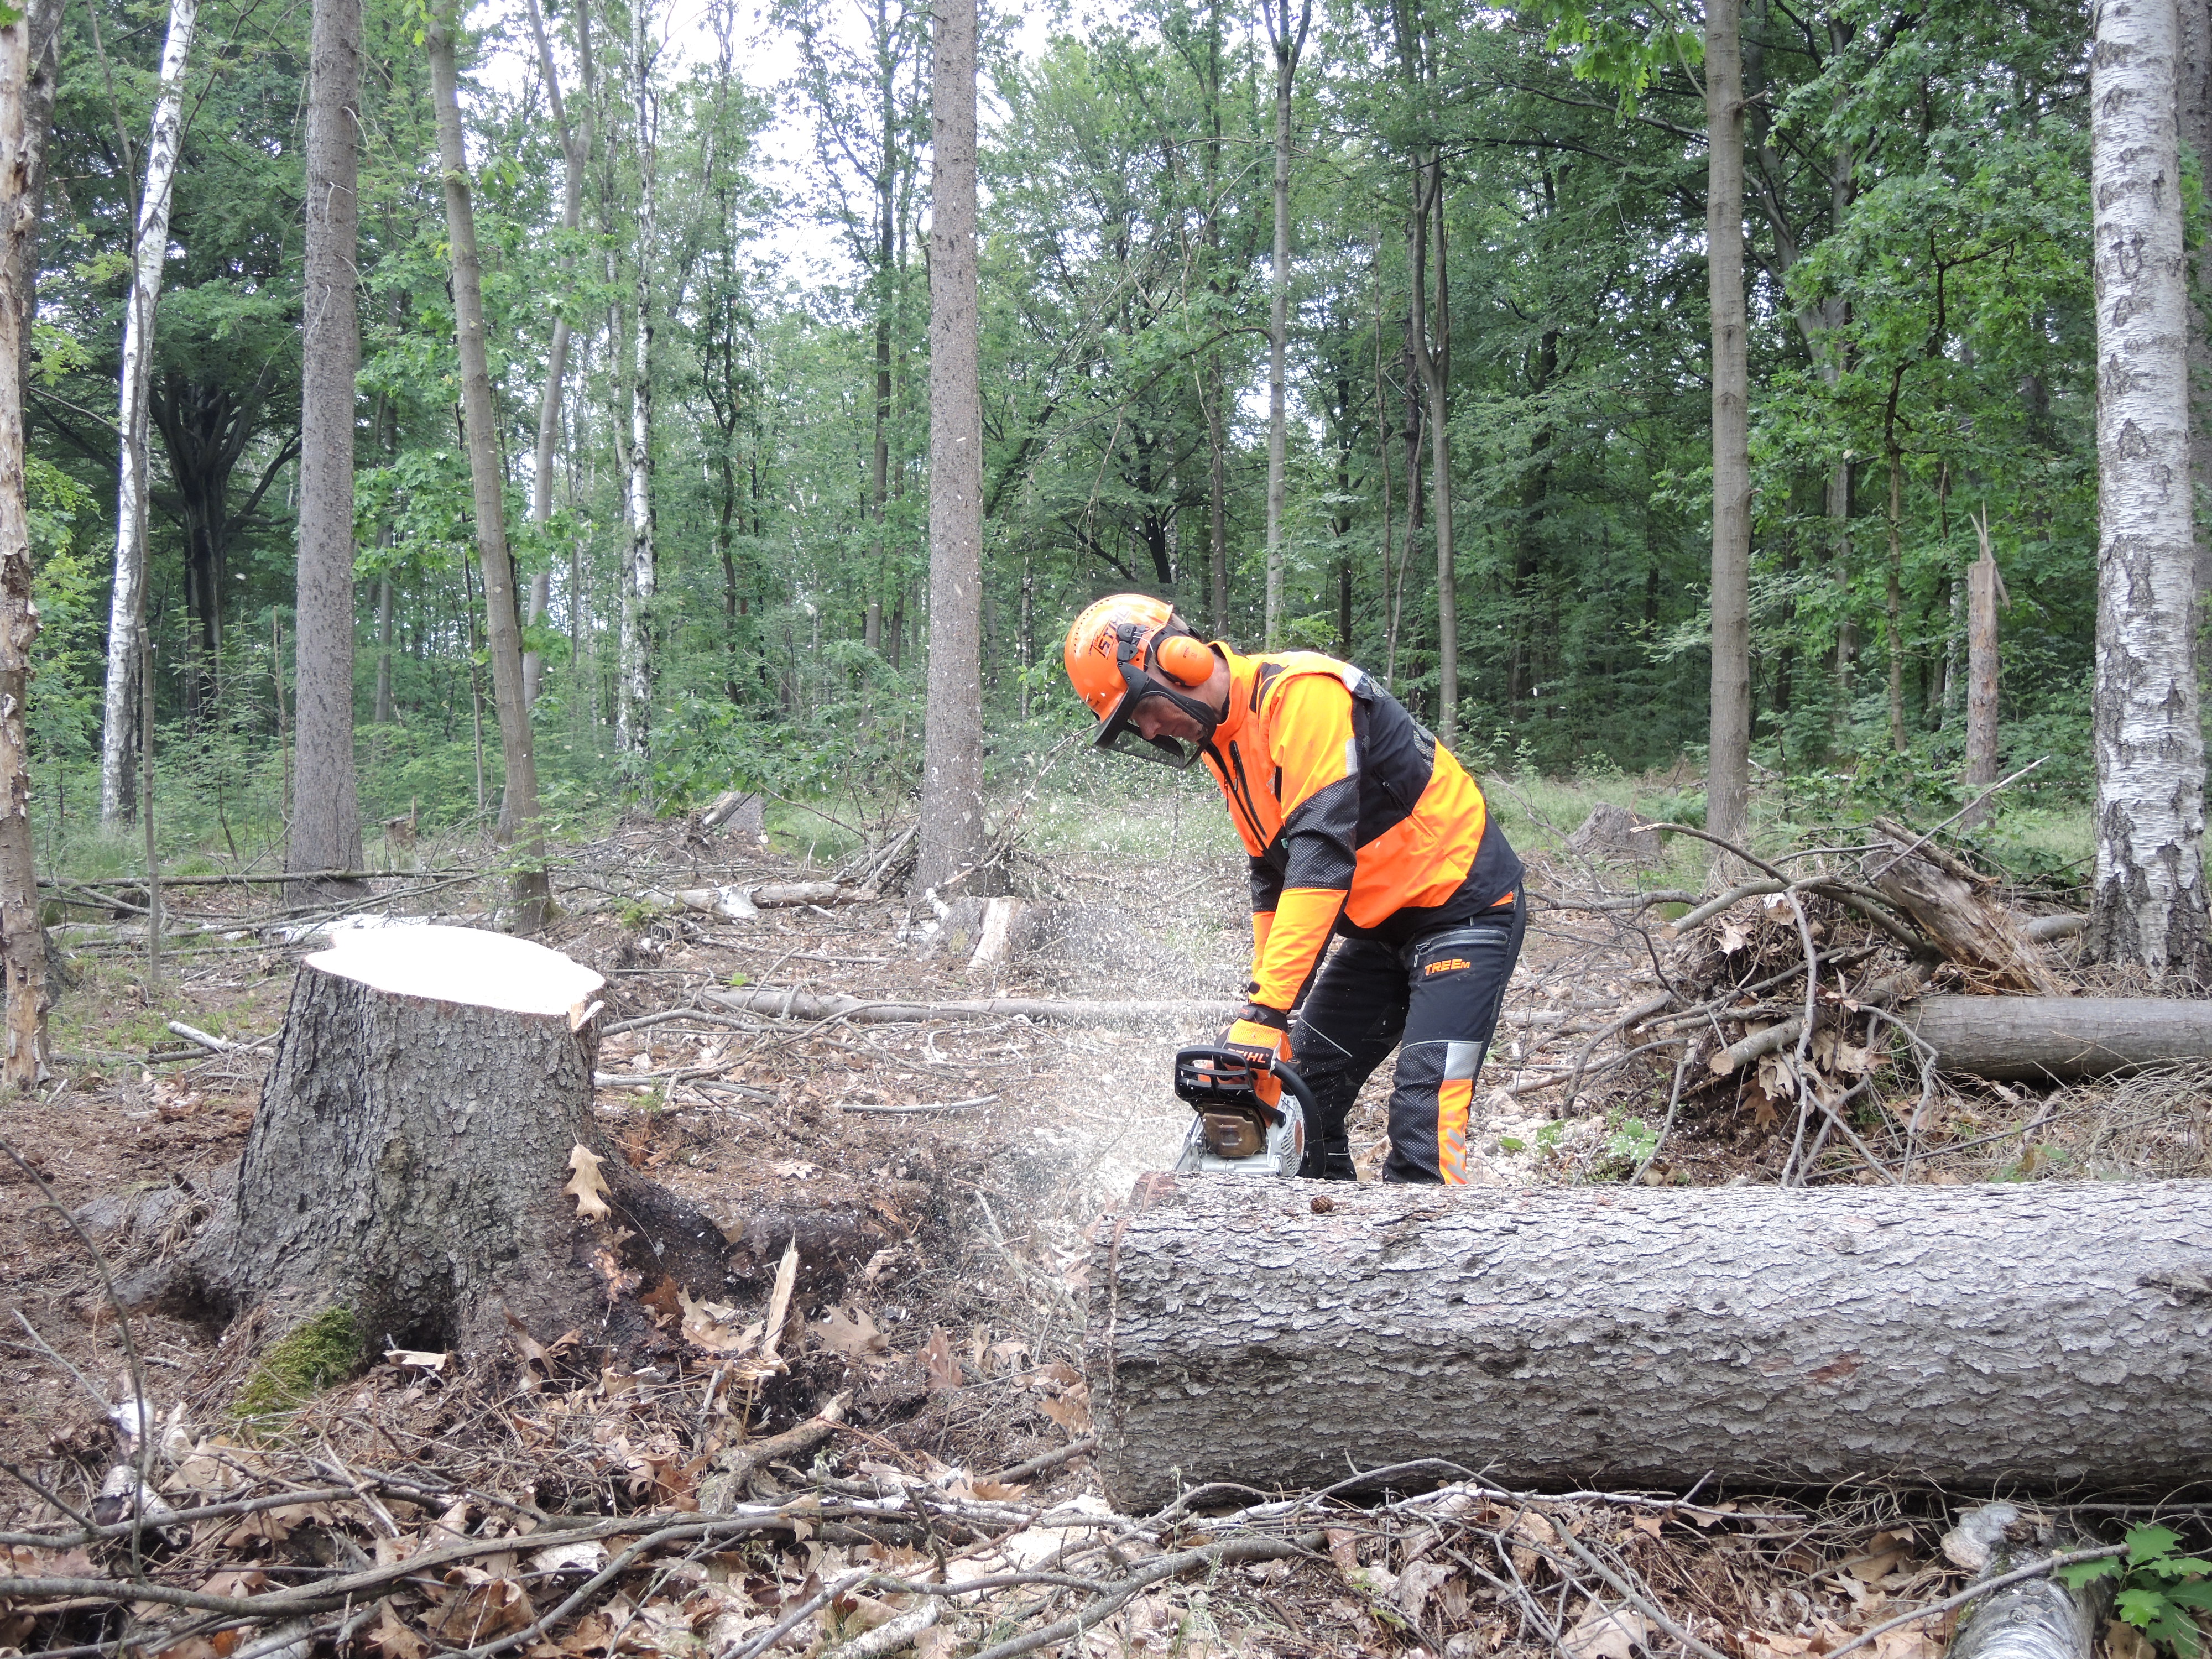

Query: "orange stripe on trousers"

xmin=1438 ymin=1077 xmax=1474 ymax=1185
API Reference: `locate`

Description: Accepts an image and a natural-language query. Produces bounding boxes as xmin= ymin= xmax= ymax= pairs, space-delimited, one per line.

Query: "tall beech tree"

xmin=1259 ymin=0 xmax=1308 ymax=648
xmin=286 ymin=0 xmax=362 ymax=888
xmin=914 ymin=0 xmax=988 ymax=897
xmin=2085 ymin=0 xmax=2209 ymax=975
xmin=429 ymin=6 xmax=551 ymax=928
xmin=1705 ymin=0 xmax=1751 ymax=849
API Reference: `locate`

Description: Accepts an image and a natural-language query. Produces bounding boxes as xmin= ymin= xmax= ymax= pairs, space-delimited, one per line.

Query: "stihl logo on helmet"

xmin=1062 ymin=593 xmax=1218 ymax=770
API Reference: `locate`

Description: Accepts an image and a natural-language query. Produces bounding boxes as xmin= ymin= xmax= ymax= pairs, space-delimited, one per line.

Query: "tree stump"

xmin=1563 ymin=803 xmax=1662 ymax=867
xmin=181 ymin=926 xmax=737 ymax=1355
xmin=1867 ymin=819 xmax=2064 ymax=994
xmin=1086 ymin=1176 xmax=2212 ymax=1510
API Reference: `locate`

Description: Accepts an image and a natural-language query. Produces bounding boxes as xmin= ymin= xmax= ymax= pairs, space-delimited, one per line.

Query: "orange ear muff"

xmin=1155 ymin=634 xmax=1213 ymax=687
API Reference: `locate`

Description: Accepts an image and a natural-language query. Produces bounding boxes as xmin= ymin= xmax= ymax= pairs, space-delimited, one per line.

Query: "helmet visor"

xmin=1092 ymin=685 xmax=1206 ymax=769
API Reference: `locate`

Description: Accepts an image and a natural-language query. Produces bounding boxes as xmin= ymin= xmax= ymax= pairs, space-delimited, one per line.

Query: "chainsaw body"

xmin=1170 ymin=1045 xmax=1315 ymax=1178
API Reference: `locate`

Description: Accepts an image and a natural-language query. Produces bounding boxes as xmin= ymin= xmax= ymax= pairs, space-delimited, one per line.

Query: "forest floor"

xmin=1 ymin=787 xmax=2204 ymax=1658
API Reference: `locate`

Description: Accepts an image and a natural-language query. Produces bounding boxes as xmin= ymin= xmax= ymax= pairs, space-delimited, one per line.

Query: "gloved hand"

xmin=1220 ymin=1003 xmax=1291 ymax=1107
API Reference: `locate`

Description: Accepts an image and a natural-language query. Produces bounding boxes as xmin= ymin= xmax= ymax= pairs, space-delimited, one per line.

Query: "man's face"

xmin=1128 ymin=676 xmax=1208 ymax=743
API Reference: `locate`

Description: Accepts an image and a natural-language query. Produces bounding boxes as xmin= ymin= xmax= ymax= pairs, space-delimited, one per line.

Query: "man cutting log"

xmin=1063 ymin=594 xmax=1525 ymax=1183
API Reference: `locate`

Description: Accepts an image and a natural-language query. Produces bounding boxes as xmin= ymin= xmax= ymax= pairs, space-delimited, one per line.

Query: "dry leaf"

xmin=816 ymin=1305 xmax=890 ymax=1361
xmin=771 ymin=1159 xmax=820 ymax=1180
xmin=1396 ymin=1559 xmax=1453 ymax=1625
xmin=1870 ymin=1626 xmax=1942 ymax=1659
xmin=1039 ymin=1384 xmax=1090 ymax=1432
xmin=1716 ymin=919 xmax=1749 ymax=954
xmin=968 ymin=1478 xmax=1029 ymax=1501
xmin=1326 ymin=1528 xmax=1361 ymax=1577
xmin=1849 ymin=1530 xmax=1914 ymax=1582
xmin=563 ymin=1145 xmax=611 ymax=1223
xmin=428 ymin=1570 xmax=534 ymax=1642
xmin=1631 ymin=1514 xmax=1665 ymax=1540
xmin=2106 ymin=1621 xmax=2156 ymax=1659
xmin=679 ymin=1290 xmax=755 ymax=1355
xmin=1562 ymin=1599 xmax=1650 ymax=1659
xmin=918 ymin=1327 xmax=960 ymax=1391
xmin=364 ymin=1602 xmax=429 ymax=1659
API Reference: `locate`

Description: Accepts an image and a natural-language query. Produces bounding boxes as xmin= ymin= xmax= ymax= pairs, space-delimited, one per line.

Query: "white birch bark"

xmin=97 ymin=0 xmax=198 ymax=827
xmin=616 ymin=0 xmax=657 ymax=776
xmin=1260 ymin=0 xmax=1308 ymax=650
xmin=2086 ymin=0 xmax=2212 ymax=974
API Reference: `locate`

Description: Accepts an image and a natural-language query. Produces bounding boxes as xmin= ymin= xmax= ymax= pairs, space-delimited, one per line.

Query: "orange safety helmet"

xmin=1063 ymin=594 xmax=1220 ymax=768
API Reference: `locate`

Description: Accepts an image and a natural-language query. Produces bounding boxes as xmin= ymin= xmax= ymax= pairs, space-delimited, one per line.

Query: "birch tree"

xmin=1259 ymin=0 xmax=1308 ymax=649
xmin=0 ymin=4 xmax=43 ymax=1088
xmin=287 ymin=0 xmax=364 ymax=888
xmin=522 ymin=0 xmax=591 ymax=708
xmin=430 ymin=7 xmax=552 ymax=928
xmin=2085 ymin=0 xmax=2211 ymax=975
xmin=1704 ymin=0 xmax=1751 ymax=848
xmin=617 ymin=0 xmax=660 ymax=778
xmin=97 ymin=0 xmax=198 ymax=829
xmin=913 ymin=0 xmax=989 ymax=897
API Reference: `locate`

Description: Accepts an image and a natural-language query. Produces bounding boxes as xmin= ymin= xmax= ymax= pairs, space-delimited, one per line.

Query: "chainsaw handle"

xmin=1172 ymin=1044 xmax=1319 ymax=1129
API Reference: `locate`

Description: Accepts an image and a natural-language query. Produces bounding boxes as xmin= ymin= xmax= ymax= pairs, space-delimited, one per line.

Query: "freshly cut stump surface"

xmin=1086 ymin=1175 xmax=2212 ymax=1510
xmin=189 ymin=925 xmax=731 ymax=1354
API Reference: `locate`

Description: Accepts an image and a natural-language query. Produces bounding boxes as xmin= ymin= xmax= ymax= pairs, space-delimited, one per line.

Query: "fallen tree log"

xmin=1905 ymin=995 xmax=2212 ymax=1080
xmin=1086 ymin=1176 xmax=2212 ymax=1510
xmin=701 ymin=986 xmax=1240 ymax=1025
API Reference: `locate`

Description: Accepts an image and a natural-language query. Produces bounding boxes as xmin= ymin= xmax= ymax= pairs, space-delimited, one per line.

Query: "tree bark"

xmin=2087 ymin=0 xmax=2212 ymax=977
xmin=178 ymin=927 xmax=736 ymax=1355
xmin=0 ymin=8 xmax=43 ymax=1088
xmin=1706 ymin=0 xmax=1752 ymax=848
xmin=1963 ymin=512 xmax=2006 ymax=823
xmin=286 ymin=0 xmax=362 ymax=893
xmin=2180 ymin=0 xmax=2212 ymax=611
xmin=98 ymin=0 xmax=198 ymax=829
xmin=1260 ymin=0 xmax=1308 ymax=649
xmin=912 ymin=0 xmax=989 ymax=898
xmin=617 ymin=2 xmax=658 ymax=781
xmin=1087 ymin=1176 xmax=2212 ymax=1511
xmin=521 ymin=0 xmax=590 ymax=710
xmin=429 ymin=13 xmax=550 ymax=931
xmin=1905 ymin=994 xmax=2212 ymax=1079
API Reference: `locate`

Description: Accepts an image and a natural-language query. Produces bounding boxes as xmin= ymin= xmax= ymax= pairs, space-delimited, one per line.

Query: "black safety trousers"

xmin=1287 ymin=895 xmax=1526 ymax=1183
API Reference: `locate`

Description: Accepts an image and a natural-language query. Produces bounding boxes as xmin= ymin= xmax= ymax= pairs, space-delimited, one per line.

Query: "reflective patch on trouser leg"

xmin=1437 ymin=1077 xmax=1474 ymax=1183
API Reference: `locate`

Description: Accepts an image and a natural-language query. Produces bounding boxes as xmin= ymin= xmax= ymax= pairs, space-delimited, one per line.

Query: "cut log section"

xmin=1867 ymin=819 xmax=2065 ymax=994
xmin=1086 ymin=1176 xmax=2212 ymax=1510
xmin=1906 ymin=995 xmax=2212 ymax=1080
xmin=176 ymin=925 xmax=743 ymax=1355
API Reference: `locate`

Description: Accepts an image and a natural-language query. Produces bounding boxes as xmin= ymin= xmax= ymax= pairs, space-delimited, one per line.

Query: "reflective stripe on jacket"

xmin=1198 ymin=648 xmax=1522 ymax=1013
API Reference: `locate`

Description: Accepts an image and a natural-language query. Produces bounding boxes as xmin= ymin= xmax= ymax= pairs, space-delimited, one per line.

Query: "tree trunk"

xmin=1867 ymin=817 xmax=2068 ymax=994
xmin=2181 ymin=0 xmax=2212 ymax=611
xmin=1884 ymin=418 xmax=1906 ymax=753
xmin=429 ymin=11 xmax=550 ymax=932
xmin=1706 ymin=0 xmax=1752 ymax=848
xmin=1964 ymin=513 xmax=2005 ymax=823
xmin=1087 ymin=1176 xmax=2212 ymax=1511
xmin=0 ymin=8 xmax=43 ymax=1089
xmin=617 ymin=2 xmax=658 ymax=782
xmin=1905 ymin=994 xmax=2212 ymax=1079
xmin=1261 ymin=0 xmax=1308 ymax=650
xmin=2088 ymin=0 xmax=2212 ymax=977
xmin=373 ymin=570 xmax=395 ymax=724
xmin=287 ymin=0 xmax=362 ymax=893
xmin=521 ymin=0 xmax=588 ymax=710
xmin=912 ymin=0 xmax=989 ymax=899
xmin=178 ymin=927 xmax=734 ymax=1356
xmin=98 ymin=0 xmax=198 ymax=829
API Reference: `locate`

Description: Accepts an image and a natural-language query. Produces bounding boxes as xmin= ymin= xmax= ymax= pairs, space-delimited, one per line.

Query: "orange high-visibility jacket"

xmin=1199 ymin=648 xmax=1521 ymax=1014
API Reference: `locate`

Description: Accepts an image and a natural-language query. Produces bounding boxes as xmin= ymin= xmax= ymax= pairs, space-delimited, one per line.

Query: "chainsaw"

xmin=1170 ymin=1045 xmax=1317 ymax=1177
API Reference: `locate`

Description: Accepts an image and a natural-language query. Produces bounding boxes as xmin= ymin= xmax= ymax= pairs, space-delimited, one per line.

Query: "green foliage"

xmin=233 ymin=1308 xmax=362 ymax=1420
xmin=2058 ymin=1528 xmax=2212 ymax=1658
xmin=1601 ymin=1115 xmax=1660 ymax=1175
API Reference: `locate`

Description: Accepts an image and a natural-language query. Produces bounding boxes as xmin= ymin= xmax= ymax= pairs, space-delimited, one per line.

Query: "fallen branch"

xmin=962 ymin=1531 xmax=1326 ymax=1659
xmin=836 ymin=1094 xmax=998 ymax=1114
xmin=1822 ymin=1543 xmax=2125 ymax=1659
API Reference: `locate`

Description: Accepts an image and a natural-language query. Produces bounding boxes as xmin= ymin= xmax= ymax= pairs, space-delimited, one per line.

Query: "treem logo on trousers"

xmin=1423 ymin=957 xmax=1470 ymax=977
